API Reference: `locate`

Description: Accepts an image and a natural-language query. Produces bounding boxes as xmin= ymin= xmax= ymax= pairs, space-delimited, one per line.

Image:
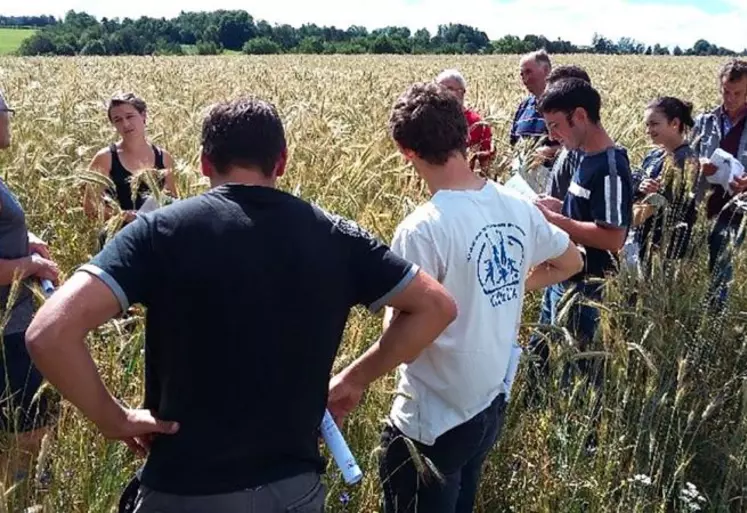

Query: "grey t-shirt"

xmin=0 ymin=178 xmax=34 ymax=334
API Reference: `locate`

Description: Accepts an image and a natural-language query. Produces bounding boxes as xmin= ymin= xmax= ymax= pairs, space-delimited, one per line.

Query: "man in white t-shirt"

xmin=330 ymin=82 xmax=583 ymax=513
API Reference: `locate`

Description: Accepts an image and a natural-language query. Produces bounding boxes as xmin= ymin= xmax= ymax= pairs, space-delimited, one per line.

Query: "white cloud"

xmin=4 ymin=0 xmax=746 ymax=51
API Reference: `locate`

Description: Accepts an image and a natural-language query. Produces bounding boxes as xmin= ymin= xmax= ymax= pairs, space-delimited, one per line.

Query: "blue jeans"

xmin=708 ymin=213 xmax=745 ymax=312
xmin=378 ymin=394 xmax=506 ymax=513
xmin=527 ymin=280 xmax=603 ymax=391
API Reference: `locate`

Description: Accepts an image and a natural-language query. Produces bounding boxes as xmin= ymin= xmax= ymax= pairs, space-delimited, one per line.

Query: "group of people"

xmin=0 ymin=50 xmax=744 ymax=513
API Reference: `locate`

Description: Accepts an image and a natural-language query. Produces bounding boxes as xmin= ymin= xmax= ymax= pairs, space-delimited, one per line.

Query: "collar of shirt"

xmin=722 ymin=104 xmax=747 ymax=135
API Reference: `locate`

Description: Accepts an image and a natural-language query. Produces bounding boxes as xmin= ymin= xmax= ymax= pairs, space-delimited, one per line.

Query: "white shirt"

xmin=388 ymin=180 xmax=570 ymax=445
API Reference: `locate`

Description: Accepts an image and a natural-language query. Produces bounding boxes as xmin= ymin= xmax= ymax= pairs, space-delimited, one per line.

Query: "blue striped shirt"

xmin=510 ymin=95 xmax=547 ymax=146
xmin=563 ymin=146 xmax=634 ymax=279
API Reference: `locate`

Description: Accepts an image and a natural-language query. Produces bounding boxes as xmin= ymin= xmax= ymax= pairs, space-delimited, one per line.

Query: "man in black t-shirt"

xmin=24 ymin=97 xmax=457 ymax=512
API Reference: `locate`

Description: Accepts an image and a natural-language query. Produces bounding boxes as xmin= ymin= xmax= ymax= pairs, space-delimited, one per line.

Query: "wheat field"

xmin=0 ymin=54 xmax=745 ymax=512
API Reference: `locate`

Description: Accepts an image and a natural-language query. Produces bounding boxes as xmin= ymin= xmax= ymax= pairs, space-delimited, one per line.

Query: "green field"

xmin=0 ymin=27 xmax=36 ymax=55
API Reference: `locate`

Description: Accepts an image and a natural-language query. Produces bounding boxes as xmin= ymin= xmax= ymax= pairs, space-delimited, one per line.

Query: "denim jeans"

xmin=378 ymin=393 xmax=506 ymax=513
xmin=708 ymin=212 xmax=745 ymax=312
xmin=527 ymin=280 xmax=603 ymax=392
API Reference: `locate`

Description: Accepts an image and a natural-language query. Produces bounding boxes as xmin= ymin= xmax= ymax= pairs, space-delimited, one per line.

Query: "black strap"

xmin=152 ymin=145 xmax=165 ymax=169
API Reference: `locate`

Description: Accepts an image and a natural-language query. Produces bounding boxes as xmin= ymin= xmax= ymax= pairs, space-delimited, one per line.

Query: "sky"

xmin=3 ymin=0 xmax=746 ymax=51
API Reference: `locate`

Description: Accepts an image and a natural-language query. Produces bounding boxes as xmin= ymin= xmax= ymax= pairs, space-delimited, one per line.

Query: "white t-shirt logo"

xmin=467 ymin=223 xmax=526 ymax=307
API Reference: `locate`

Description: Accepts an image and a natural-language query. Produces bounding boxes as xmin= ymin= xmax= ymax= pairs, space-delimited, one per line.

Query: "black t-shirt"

xmin=79 ymin=184 xmax=417 ymax=495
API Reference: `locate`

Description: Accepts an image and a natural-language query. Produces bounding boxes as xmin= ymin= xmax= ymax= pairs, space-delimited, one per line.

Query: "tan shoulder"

xmin=90 ymin=146 xmax=113 ymax=174
xmin=161 ymin=148 xmax=175 ymax=168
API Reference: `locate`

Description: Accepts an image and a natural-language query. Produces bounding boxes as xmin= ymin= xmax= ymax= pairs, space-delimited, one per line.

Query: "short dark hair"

xmin=547 ymin=65 xmax=591 ymax=86
xmin=201 ymin=97 xmax=286 ymax=177
xmin=388 ymin=82 xmax=467 ymax=165
xmin=647 ymin=96 xmax=694 ymax=133
xmin=719 ymin=59 xmax=747 ymax=83
xmin=538 ymin=78 xmax=602 ymax=124
xmin=108 ymin=92 xmax=147 ymax=121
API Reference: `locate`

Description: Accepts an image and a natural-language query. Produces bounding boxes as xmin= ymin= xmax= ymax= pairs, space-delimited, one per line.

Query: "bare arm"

xmin=343 ymin=270 xmax=455 ymax=385
xmin=26 ymin=271 xmax=177 ymax=452
xmin=83 ymin=150 xmax=113 ymax=220
xmin=525 ymin=241 xmax=584 ymax=291
xmin=543 ymin=210 xmax=627 ymax=252
xmin=328 ymin=270 xmax=456 ymax=422
xmin=26 ymin=272 xmax=127 ymax=432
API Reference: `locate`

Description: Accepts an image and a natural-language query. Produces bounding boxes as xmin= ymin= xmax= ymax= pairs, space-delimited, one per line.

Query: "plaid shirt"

xmin=691 ymin=105 xmax=747 ymax=219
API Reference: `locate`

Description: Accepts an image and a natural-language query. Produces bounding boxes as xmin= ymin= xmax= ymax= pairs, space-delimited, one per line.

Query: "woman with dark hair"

xmin=84 ymin=93 xmax=176 ymax=247
xmin=629 ymin=96 xmax=703 ymax=266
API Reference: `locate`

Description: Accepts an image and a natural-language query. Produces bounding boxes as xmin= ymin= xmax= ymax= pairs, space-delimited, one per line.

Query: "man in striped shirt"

xmin=544 ymin=66 xmax=594 ymax=200
xmin=524 ymin=66 xmax=594 ymax=403
xmin=510 ymin=50 xmax=558 ymax=160
xmin=531 ymin=78 xmax=633 ymax=394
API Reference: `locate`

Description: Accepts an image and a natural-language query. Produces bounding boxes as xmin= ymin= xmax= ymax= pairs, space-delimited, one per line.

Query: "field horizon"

xmin=0 ymin=54 xmax=745 ymax=512
xmin=0 ymin=27 xmax=36 ymax=55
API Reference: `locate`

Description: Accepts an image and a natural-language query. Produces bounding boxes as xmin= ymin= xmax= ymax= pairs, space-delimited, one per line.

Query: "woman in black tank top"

xmin=84 ymin=93 xmax=176 ymax=236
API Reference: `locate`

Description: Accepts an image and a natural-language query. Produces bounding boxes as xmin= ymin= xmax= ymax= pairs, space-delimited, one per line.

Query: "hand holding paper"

xmin=504 ymin=173 xmax=539 ymax=200
xmin=705 ymin=148 xmax=745 ymax=195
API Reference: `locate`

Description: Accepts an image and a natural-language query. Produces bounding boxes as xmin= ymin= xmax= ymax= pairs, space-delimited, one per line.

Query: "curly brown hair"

xmin=388 ymin=82 xmax=467 ymax=166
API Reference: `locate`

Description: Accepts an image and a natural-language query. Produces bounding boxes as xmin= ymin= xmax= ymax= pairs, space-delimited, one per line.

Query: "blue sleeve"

xmin=589 ymin=151 xmax=633 ymax=229
xmin=509 ymin=98 xmax=527 ymax=146
xmin=78 ymin=216 xmax=157 ymax=312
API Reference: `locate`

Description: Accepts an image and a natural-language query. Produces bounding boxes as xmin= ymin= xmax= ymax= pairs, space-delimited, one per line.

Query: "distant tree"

xmin=617 ymin=37 xmax=644 ymax=54
xmin=217 ymin=11 xmax=256 ymax=50
xmin=7 ymin=9 xmax=742 ymax=57
xmin=195 ymin=40 xmax=221 ymax=55
xmin=592 ymin=33 xmax=616 ymax=54
xmin=243 ymin=37 xmax=281 ymax=54
xmin=673 ymin=46 xmax=683 ymax=56
xmin=692 ymin=39 xmax=713 ymax=56
xmin=297 ymin=36 xmax=324 ymax=54
xmin=17 ymin=33 xmax=57 ymax=55
xmin=80 ymin=39 xmax=107 ymax=55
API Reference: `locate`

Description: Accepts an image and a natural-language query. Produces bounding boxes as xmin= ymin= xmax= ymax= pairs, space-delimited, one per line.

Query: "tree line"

xmin=0 ymin=15 xmax=57 ymax=28
xmin=13 ymin=10 xmax=747 ymax=57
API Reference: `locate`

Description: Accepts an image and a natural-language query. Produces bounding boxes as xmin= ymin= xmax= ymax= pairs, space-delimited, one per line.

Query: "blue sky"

xmin=627 ymin=0 xmax=732 ymax=14
xmin=3 ymin=0 xmax=745 ymax=50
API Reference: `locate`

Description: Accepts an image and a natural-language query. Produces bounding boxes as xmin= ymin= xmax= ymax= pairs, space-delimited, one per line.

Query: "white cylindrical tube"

xmin=320 ymin=409 xmax=363 ymax=485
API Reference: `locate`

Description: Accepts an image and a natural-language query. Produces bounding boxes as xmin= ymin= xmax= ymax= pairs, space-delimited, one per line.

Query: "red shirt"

xmin=464 ymin=108 xmax=493 ymax=155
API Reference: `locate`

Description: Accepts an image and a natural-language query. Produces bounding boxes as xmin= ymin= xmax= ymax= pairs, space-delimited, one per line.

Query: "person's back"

xmin=26 ymin=95 xmax=458 ymax=513
xmin=368 ymin=81 xmax=581 ymax=513
xmin=93 ymin=183 xmax=412 ymax=493
xmin=390 ymin=180 xmax=571 ymax=442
